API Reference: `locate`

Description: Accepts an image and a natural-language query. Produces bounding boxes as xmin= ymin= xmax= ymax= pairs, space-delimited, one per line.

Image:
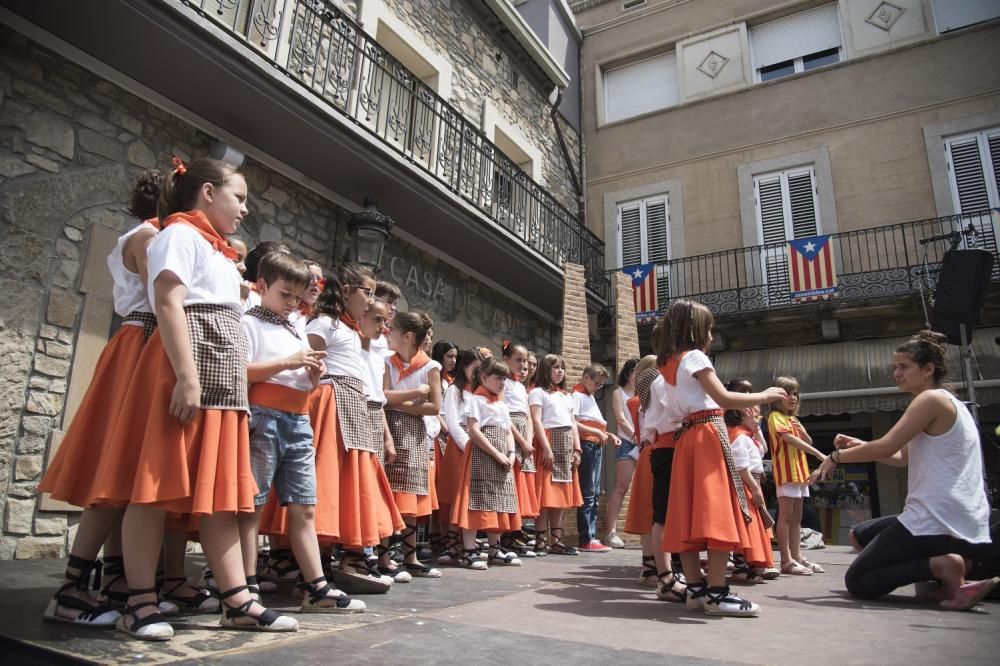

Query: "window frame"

xmin=944 ymin=127 xmax=1000 ymax=214
xmin=600 ymin=50 xmax=680 ymax=125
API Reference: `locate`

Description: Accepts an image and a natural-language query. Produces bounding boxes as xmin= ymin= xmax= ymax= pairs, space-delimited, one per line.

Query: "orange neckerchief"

xmin=298 ymin=302 xmax=313 ymax=317
xmin=658 ymin=352 xmax=688 ymax=386
xmin=444 ymin=371 xmax=455 ymax=384
xmin=144 ymin=217 xmax=163 ymax=231
xmin=162 ymin=210 xmax=237 ymax=260
xmin=474 ymin=386 xmax=500 ymax=403
xmin=728 ymin=425 xmax=754 ymax=441
xmin=571 ymin=383 xmax=590 ymax=395
xmin=390 ymin=350 xmax=430 ymax=382
xmin=339 ymin=312 xmax=360 ymax=333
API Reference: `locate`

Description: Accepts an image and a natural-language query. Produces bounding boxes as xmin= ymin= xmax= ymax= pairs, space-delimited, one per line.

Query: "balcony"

xmin=607 ymin=211 xmax=1000 ymax=318
xmin=0 ymin=0 xmax=606 ymax=313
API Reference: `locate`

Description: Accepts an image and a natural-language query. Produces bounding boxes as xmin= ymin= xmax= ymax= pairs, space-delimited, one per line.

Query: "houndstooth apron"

xmin=469 ymin=425 xmax=518 ymax=513
xmin=674 ymin=410 xmax=753 ymax=525
xmin=122 ymin=311 xmax=157 ymax=342
xmin=184 ymin=304 xmax=248 ymax=410
xmin=384 ymin=410 xmax=429 ymax=495
xmin=547 ymin=426 xmax=574 ymax=483
xmin=320 ymin=375 xmax=378 ymax=453
xmin=509 ymin=412 xmax=535 ymax=472
xmin=368 ymin=401 xmax=387 ymax=467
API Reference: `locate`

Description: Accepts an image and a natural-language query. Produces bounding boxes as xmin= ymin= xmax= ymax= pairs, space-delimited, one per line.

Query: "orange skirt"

xmin=37 ymin=324 xmax=146 ymax=507
xmin=89 ymin=330 xmax=256 ymax=515
xmin=623 ymin=444 xmax=653 ymax=535
xmin=533 ymin=430 xmax=583 ymax=510
xmin=434 ymin=435 xmax=465 ymax=507
xmin=740 ymin=487 xmax=774 ymax=567
xmin=450 ymin=443 xmax=522 ymax=534
xmin=261 ymin=384 xmax=403 ymax=546
xmin=514 ymin=461 xmax=539 ymax=519
xmin=662 ymin=422 xmax=746 ymax=553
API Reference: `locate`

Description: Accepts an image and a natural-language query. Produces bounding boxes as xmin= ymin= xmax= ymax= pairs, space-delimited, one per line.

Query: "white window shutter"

xmin=619 ymin=204 xmax=642 ymax=267
xmin=988 ymin=133 xmax=1000 ymax=197
xmin=749 ymin=3 xmax=842 ymax=69
xmin=756 ymin=176 xmax=786 ymax=244
xmin=644 ymin=198 xmax=669 ymax=263
xmin=932 ymin=0 xmax=1000 ymax=33
xmin=788 ymin=169 xmax=820 ymax=238
xmin=603 ymin=52 xmax=679 ymax=123
xmin=947 ymin=136 xmax=991 ymax=213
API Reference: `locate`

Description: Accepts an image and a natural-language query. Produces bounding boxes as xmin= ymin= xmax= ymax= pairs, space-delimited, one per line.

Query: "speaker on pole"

xmin=931 ymin=248 xmax=994 ymax=345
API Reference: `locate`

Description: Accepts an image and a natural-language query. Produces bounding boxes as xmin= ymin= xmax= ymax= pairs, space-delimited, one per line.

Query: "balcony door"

xmin=945 ymin=128 xmax=1000 ymax=267
xmin=753 ymin=166 xmax=821 ymax=305
xmin=618 ymin=195 xmax=670 ymax=306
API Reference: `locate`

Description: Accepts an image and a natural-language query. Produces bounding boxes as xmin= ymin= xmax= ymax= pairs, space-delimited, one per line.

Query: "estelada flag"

xmin=787 ymin=235 xmax=838 ymax=303
xmin=624 ymin=263 xmax=658 ymax=318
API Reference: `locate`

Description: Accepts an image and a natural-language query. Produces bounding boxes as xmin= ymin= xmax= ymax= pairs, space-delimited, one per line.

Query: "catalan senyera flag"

xmin=787 ymin=235 xmax=838 ymax=303
xmin=625 ymin=263 xmax=658 ymax=319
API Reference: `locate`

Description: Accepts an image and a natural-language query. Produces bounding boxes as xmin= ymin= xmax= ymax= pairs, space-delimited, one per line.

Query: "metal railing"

xmin=177 ymin=0 xmax=607 ymax=296
xmin=607 ymin=210 xmax=1000 ymax=317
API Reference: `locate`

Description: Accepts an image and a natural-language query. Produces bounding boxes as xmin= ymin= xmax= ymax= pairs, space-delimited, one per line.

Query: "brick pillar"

xmin=607 ymin=270 xmax=642 ymax=545
xmin=556 ymin=263 xmax=591 ymax=544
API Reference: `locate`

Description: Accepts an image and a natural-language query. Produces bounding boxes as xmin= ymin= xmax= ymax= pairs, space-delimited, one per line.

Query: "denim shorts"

xmin=249 ymin=405 xmax=317 ymax=506
xmin=615 ymin=438 xmax=638 ymax=461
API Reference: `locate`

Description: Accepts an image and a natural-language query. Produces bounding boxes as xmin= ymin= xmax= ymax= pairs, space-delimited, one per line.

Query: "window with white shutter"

xmin=749 ymin=3 xmax=843 ymax=82
xmin=603 ymin=52 xmax=679 ymax=124
xmin=617 ymin=195 xmax=671 ymax=301
xmin=932 ymin=0 xmax=1000 ymax=33
xmin=945 ymin=128 xmax=1000 ymax=213
xmin=753 ymin=167 xmax=821 ymax=304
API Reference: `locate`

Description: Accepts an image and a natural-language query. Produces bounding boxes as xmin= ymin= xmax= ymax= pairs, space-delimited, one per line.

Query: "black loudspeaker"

xmin=931 ymin=249 xmax=994 ymax=345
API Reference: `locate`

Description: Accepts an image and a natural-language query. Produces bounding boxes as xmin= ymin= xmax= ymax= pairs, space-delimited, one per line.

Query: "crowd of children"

xmin=47 ymin=156 xmax=955 ymax=642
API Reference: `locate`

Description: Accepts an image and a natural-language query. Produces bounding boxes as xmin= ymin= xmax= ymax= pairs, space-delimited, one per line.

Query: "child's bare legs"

xmin=651 ymin=522 xmax=667 ymax=573
xmin=461 ymin=528 xmax=479 ymax=551
xmin=236 ymin=510 xmax=262 ymax=578
xmin=162 ymin=530 xmax=204 ymax=596
xmin=776 ymin=496 xmax=797 ymax=564
xmin=678 ymin=551 xmax=703 ymax=584
xmin=547 ymin=509 xmax=563 ymax=540
xmin=200 ymin=512 xmax=272 ymax=623
xmin=402 ymin=518 xmax=420 ymax=565
xmin=605 ymin=458 xmax=635 ymax=540
xmin=51 ymin=507 xmax=123 ymax=618
xmin=286 ymin=503 xmax=341 ymax=598
xmin=121 ymin=505 xmax=166 ymax=624
xmin=790 ymin=498 xmax=805 ymax=563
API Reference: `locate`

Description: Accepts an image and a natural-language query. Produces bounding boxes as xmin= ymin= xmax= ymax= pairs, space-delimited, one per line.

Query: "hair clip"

xmin=172 ymin=156 xmax=187 ymax=176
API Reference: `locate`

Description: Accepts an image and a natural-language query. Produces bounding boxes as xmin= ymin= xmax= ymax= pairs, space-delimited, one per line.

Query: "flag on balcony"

xmin=625 ymin=262 xmax=658 ymax=319
xmin=787 ymin=235 xmax=838 ymax=303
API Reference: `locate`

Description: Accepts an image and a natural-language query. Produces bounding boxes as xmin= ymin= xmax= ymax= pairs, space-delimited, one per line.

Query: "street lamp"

xmin=346 ymin=200 xmax=394 ymax=272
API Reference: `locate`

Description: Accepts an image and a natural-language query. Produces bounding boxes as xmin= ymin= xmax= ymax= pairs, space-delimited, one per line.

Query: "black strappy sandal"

xmin=160 ymin=577 xmax=219 ymax=613
xmin=533 ymin=530 xmax=548 ymax=557
xmin=547 ymin=528 xmax=578 ymax=556
xmin=655 ymin=571 xmax=687 ymax=603
xmin=461 ymin=548 xmax=488 ymax=570
xmin=730 ymin=554 xmax=764 ymax=584
xmin=297 ymin=576 xmax=366 ymax=613
xmin=114 ymin=587 xmax=173 ymax=641
xmin=702 ymin=585 xmax=760 ymax=617
xmin=639 ymin=555 xmax=658 ymax=587
xmin=99 ymin=555 xmax=128 ymax=610
xmin=219 ymin=585 xmax=298 ymax=631
xmin=488 ymin=544 xmax=522 ymax=567
xmin=375 ymin=544 xmax=412 ymax=583
xmin=332 ymin=551 xmax=393 ymax=594
xmin=400 ymin=528 xmax=443 ymax=578
xmin=264 ymin=549 xmax=301 ymax=581
xmin=43 ymin=555 xmax=119 ymax=628
xmin=436 ymin=531 xmax=462 ymax=565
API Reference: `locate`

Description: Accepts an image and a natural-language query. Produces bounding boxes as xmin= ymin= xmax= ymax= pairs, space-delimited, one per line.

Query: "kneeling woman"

xmin=812 ymin=331 xmax=997 ymax=610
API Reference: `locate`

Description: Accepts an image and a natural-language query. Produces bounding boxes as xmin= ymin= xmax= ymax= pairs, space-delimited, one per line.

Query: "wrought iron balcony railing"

xmin=607 ymin=210 xmax=1000 ymax=317
xmin=177 ymin=0 xmax=607 ymax=296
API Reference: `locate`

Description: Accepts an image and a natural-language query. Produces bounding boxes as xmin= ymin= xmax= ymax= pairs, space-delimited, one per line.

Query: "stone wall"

xmin=380 ymin=0 xmax=583 ymax=215
xmin=0 ymin=26 xmax=563 ymax=557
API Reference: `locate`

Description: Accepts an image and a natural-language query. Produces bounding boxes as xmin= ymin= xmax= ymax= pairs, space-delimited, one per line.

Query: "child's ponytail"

xmin=157 ymin=157 xmax=240 ymax=221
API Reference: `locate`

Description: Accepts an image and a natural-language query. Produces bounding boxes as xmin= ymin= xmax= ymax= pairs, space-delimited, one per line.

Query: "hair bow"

xmin=172 ymin=156 xmax=187 ymax=176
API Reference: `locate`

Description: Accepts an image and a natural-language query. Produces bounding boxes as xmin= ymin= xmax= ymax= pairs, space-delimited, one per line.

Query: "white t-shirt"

xmin=730 ymin=433 xmax=764 ymax=474
xmin=147 ymin=223 xmax=241 ymax=309
xmin=305 ymin=315 xmax=365 ymax=381
xmin=528 ymin=388 xmax=575 ymax=429
xmin=572 ymin=389 xmax=606 ymax=425
xmin=369 ymin=334 xmax=394 ymax=359
xmin=472 ymin=394 xmax=511 ymax=430
xmin=662 ymin=351 xmax=719 ymax=422
xmin=109 ymin=221 xmax=156 ymax=317
xmin=641 ymin=376 xmax=677 ymax=443
xmin=242 ymin=289 xmax=262 ymax=313
xmin=361 ymin=348 xmax=387 ymax=405
xmin=443 ymin=384 xmax=475 ymax=451
xmin=241 ymin=312 xmax=312 ymax=392
xmin=503 ymin=377 xmax=529 ymax=414
xmin=899 ymin=390 xmax=990 ymax=543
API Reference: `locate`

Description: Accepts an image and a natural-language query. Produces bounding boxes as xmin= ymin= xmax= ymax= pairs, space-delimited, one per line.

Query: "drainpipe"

xmin=550 ymin=86 xmax=584 ymax=222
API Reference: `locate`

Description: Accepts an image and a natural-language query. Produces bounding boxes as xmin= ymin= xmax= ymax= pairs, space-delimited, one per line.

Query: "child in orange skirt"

xmin=528 ymin=354 xmax=583 ymax=556
xmin=382 ymin=310 xmax=444 ymax=578
xmin=37 ymin=170 xmax=167 ymax=627
xmin=768 ymin=376 xmax=828 ymax=575
xmin=500 ymin=341 xmax=537 ymax=558
xmin=451 ymin=356 xmax=523 ymax=569
xmin=302 ymin=263 xmax=402 ymax=594
xmin=94 ymin=158 xmax=297 ymax=640
xmin=437 ymin=348 xmax=483 ymax=563
xmin=658 ymin=299 xmax=787 ymax=617
xmin=724 ymin=380 xmax=776 ymax=583
xmin=622 ymin=355 xmax=659 ymax=587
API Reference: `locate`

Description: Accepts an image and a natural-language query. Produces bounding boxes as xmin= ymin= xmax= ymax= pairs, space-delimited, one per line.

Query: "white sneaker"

xmin=606 ymin=533 xmax=625 ymax=549
xmin=703 ymin=586 xmax=760 ymax=617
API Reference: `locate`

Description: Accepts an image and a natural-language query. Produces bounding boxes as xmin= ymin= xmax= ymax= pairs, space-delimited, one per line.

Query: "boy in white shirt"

xmin=572 ymin=364 xmax=620 ymax=553
xmin=238 ymin=251 xmax=365 ymax=613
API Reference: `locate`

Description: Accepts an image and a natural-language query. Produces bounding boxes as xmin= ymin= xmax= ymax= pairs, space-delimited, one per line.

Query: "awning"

xmin=712 ymin=327 xmax=1000 ymax=416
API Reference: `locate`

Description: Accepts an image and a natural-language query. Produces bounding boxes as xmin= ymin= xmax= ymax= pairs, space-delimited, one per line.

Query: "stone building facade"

xmin=0 ymin=0 xmax=581 ymax=556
